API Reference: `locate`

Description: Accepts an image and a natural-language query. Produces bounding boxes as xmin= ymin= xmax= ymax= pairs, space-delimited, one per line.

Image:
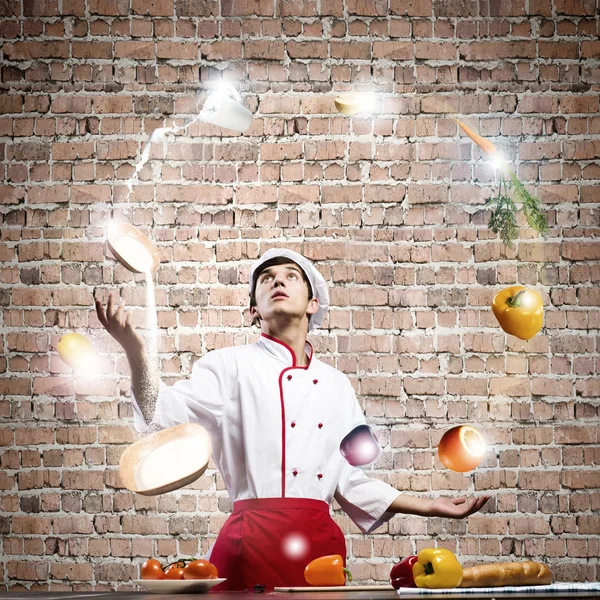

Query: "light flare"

xmin=280 ymin=532 xmax=310 ymax=563
xmin=490 ymin=152 xmax=507 ymax=171
xmin=57 ymin=333 xmax=97 ymax=374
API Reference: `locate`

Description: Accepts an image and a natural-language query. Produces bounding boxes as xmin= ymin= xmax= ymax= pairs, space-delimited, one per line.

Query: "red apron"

xmin=209 ymin=498 xmax=346 ymax=591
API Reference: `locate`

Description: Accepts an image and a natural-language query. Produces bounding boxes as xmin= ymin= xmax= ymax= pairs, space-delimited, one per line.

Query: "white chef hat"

xmin=249 ymin=248 xmax=329 ymax=331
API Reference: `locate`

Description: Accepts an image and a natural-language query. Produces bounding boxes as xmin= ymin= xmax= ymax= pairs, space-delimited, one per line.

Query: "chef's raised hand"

xmin=95 ymin=292 xmax=145 ymax=355
xmin=428 ymin=495 xmax=491 ymax=519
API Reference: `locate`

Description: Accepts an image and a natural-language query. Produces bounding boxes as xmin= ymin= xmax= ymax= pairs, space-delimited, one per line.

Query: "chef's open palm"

xmin=95 ymin=292 xmax=144 ymax=354
xmin=429 ymin=495 xmax=490 ymax=519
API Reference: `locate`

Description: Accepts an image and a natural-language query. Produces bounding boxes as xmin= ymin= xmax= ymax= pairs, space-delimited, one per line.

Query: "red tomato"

xmin=141 ymin=559 xmax=164 ymax=580
xmin=163 ymin=566 xmax=185 ymax=580
xmin=183 ymin=559 xmax=219 ymax=580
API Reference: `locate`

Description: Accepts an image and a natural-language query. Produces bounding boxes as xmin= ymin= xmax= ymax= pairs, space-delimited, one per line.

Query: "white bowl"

xmin=134 ymin=578 xmax=226 ymax=594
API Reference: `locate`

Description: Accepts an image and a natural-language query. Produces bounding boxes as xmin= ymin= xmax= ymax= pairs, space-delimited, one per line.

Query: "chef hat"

xmin=249 ymin=248 xmax=329 ymax=331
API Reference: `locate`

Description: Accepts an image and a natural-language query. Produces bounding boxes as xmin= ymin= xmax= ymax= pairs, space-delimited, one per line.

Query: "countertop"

xmin=1 ymin=589 xmax=600 ymax=600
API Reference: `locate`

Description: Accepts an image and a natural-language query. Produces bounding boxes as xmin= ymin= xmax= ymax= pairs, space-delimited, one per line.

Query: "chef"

xmin=95 ymin=248 xmax=490 ymax=591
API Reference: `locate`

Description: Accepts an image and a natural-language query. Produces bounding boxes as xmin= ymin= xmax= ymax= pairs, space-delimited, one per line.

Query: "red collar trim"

xmin=260 ymin=332 xmax=313 ymax=368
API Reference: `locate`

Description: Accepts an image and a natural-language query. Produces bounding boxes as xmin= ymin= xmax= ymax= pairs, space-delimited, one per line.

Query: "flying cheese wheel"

xmin=334 ymin=93 xmax=376 ymax=116
xmin=57 ymin=333 xmax=97 ymax=372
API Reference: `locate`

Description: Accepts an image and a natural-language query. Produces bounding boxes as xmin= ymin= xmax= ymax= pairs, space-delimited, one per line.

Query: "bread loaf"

xmin=459 ymin=561 xmax=552 ymax=588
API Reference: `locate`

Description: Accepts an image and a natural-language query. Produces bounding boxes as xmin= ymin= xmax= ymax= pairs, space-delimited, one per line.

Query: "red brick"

xmin=88 ymin=0 xmax=128 ymax=13
xmin=518 ymin=470 xmax=560 ymax=490
xmin=372 ymin=41 xmax=412 ymax=60
xmin=365 ymin=184 xmax=405 ymax=203
xmin=562 ymin=470 xmax=600 ymax=489
xmin=404 ymin=377 xmax=444 ymax=395
xmin=361 ymin=376 xmax=402 ymax=396
xmin=245 ymin=40 xmax=284 ymax=60
xmin=222 ymin=0 xmax=275 ymax=16
xmin=258 ymin=95 xmax=301 ymax=114
xmin=460 ymin=41 xmax=535 ymax=60
xmin=94 ymin=562 xmax=137 ymax=582
xmin=390 ymin=0 xmax=432 ymax=16
xmin=0 ymin=377 xmax=31 ymax=396
xmin=330 ymin=41 xmax=371 ymax=59
xmin=538 ymin=41 xmax=578 ymax=59
xmin=320 ymin=186 xmax=361 ymax=204
xmin=50 ymin=563 xmax=93 ymax=581
xmin=575 ymin=379 xmax=600 ymax=398
xmin=114 ymin=41 xmax=155 ymax=59
xmin=98 ymin=426 xmax=136 ymax=444
xmin=4 ymin=41 xmax=69 ymax=60
xmin=563 ymin=140 xmax=600 ymax=160
xmin=555 ymin=0 xmax=596 ymax=14
xmin=279 ymin=185 xmax=319 ymax=205
xmin=156 ymin=40 xmax=197 ymax=59
xmin=96 ymin=140 xmax=137 ymax=160
xmin=175 ymin=0 xmax=217 ymax=16
xmin=52 ymin=142 xmax=94 ymax=160
xmin=132 ymin=0 xmax=173 ymax=15
xmin=8 ymin=141 xmax=50 ymax=161
xmin=489 ymin=377 xmax=530 ymax=396
xmin=52 ymin=516 xmax=94 ymax=535
xmin=305 ymin=141 xmax=345 ymax=160
xmin=72 ymin=42 xmax=112 ymax=59
xmin=582 ymin=41 xmax=600 ymax=58
xmin=287 ymin=41 xmax=327 ymax=59
xmin=518 ymin=142 xmax=561 ymax=160
xmin=93 ymin=96 xmax=133 ymax=114
xmin=121 ymin=515 xmax=169 ymax=535
xmin=17 ymin=469 xmax=59 ymax=490
xmin=62 ymin=471 xmax=104 ymax=490
xmin=446 ymin=377 xmax=487 ymax=396
xmin=7 ymin=561 xmax=49 ymax=581
xmin=60 ymin=242 xmax=104 ymax=262
xmin=555 ymin=426 xmax=597 ymax=444
xmin=201 ymin=41 xmax=241 ymax=60
xmin=415 ymin=41 xmax=456 ymax=60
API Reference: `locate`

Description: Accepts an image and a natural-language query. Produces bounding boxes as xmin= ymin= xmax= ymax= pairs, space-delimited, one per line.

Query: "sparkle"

xmin=281 ymin=532 xmax=310 ymax=562
xmin=491 ymin=152 xmax=506 ymax=171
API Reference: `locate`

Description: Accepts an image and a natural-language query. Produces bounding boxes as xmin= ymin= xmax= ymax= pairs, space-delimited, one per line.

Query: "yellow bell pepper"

xmin=412 ymin=548 xmax=462 ymax=589
xmin=491 ymin=285 xmax=544 ymax=340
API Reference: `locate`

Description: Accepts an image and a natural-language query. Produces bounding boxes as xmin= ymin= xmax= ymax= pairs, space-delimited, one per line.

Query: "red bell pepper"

xmin=390 ymin=556 xmax=418 ymax=589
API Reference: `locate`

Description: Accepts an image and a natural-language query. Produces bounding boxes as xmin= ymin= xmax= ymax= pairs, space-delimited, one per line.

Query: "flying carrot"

xmin=452 ymin=116 xmax=497 ymax=155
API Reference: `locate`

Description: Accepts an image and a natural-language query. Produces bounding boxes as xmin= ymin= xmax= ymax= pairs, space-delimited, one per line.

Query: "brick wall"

xmin=1 ymin=0 xmax=600 ymax=590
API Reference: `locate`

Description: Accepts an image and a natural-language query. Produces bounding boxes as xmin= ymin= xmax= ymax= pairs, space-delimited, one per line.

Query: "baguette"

xmin=459 ymin=561 xmax=552 ymax=588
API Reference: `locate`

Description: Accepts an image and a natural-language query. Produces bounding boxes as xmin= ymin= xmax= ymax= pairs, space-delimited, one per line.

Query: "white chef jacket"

xmin=131 ymin=333 xmax=400 ymax=534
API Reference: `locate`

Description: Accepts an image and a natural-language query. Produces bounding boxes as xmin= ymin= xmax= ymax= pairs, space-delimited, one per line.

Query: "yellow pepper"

xmin=491 ymin=285 xmax=544 ymax=340
xmin=412 ymin=548 xmax=462 ymax=589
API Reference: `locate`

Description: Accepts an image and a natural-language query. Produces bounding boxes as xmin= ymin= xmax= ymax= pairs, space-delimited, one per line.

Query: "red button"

xmin=317 ymin=473 xmax=323 ymax=479
xmin=318 ymin=423 xmax=323 ymax=429
xmin=293 ymin=470 xmax=298 ymax=476
xmin=287 ymin=374 xmax=292 ymax=381
xmin=313 ymin=379 xmax=318 ymax=384
xmin=291 ymin=422 xmax=296 ymax=428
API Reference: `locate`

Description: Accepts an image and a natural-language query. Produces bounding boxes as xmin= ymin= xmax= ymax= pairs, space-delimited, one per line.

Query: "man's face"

xmin=250 ymin=262 xmax=318 ymax=328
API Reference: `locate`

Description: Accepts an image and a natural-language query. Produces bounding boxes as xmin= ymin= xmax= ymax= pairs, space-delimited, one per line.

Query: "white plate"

xmin=134 ymin=578 xmax=226 ymax=594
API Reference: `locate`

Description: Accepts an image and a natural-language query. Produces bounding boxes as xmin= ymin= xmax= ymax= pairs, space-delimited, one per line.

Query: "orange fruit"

xmin=437 ymin=425 xmax=486 ymax=472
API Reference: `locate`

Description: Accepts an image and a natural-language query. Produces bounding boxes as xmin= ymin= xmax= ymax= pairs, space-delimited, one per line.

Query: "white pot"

xmin=201 ymin=91 xmax=253 ymax=133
